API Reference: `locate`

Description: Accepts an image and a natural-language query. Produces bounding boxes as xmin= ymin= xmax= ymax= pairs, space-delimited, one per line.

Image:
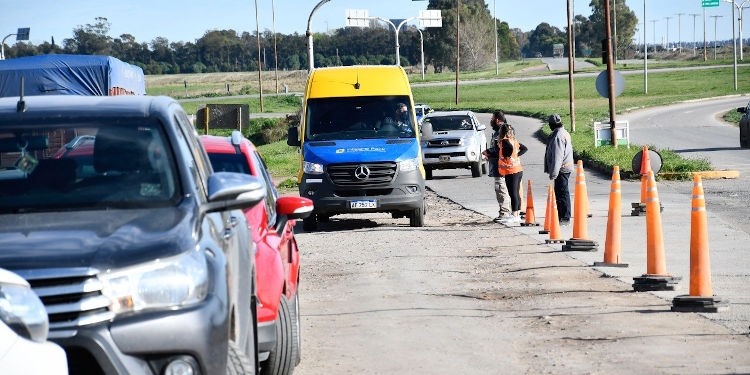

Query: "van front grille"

xmin=327 ymin=162 xmax=397 ymax=186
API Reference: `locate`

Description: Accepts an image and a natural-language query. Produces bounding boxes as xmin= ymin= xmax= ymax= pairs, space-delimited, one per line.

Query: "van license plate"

xmin=439 ymin=155 xmax=450 ymax=162
xmin=350 ymin=200 xmax=377 ymax=209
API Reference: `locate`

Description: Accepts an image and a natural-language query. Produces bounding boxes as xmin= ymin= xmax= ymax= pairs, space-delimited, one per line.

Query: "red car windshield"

xmin=206 ymin=153 xmax=253 ymax=176
xmin=0 ymin=121 xmax=180 ymax=213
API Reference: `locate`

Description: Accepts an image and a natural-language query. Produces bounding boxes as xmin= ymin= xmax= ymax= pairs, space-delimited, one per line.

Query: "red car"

xmin=201 ymin=132 xmax=311 ymax=375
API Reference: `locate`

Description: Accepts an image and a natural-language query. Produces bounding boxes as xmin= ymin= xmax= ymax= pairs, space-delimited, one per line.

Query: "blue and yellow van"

xmin=288 ymin=66 xmax=425 ymax=230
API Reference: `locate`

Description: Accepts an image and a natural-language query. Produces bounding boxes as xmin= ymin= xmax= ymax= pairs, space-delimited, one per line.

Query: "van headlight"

xmin=303 ymin=161 xmax=324 ymax=175
xmin=99 ymin=249 xmax=208 ymax=315
xmin=399 ymin=158 xmax=420 ymax=172
xmin=0 ymin=282 xmax=49 ymax=342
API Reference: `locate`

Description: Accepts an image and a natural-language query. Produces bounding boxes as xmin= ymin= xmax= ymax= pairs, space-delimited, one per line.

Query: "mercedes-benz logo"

xmin=440 ymin=140 xmax=449 ymax=146
xmin=354 ymin=165 xmax=370 ymax=180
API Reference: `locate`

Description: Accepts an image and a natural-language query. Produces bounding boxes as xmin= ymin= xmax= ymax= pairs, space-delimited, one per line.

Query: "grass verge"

xmin=180 ymin=95 xmax=301 ymax=115
xmin=413 ymin=66 xmax=750 ymax=178
xmin=722 ymin=108 xmax=743 ymax=126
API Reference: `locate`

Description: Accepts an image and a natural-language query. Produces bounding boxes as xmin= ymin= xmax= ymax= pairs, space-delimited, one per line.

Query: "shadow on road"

xmin=673 ymin=146 xmax=745 ymax=153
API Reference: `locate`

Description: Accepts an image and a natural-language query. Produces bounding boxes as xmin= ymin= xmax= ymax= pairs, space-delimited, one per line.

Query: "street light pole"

xmin=455 ymin=0 xmax=460 ymax=106
xmin=307 ymin=0 xmax=332 ymax=73
xmin=691 ymin=13 xmax=700 ymax=56
xmin=732 ymin=1 xmax=738 ymax=90
xmin=664 ymin=16 xmax=672 ymax=50
xmin=418 ymin=28 xmax=425 ymax=80
xmin=0 ymin=34 xmax=16 ymax=60
xmin=651 ymin=20 xmax=658 ymax=52
xmin=704 ymin=9 xmax=708 ymax=60
xmin=567 ymin=0 xmax=576 ymax=131
xmin=677 ymin=13 xmax=684 ymax=53
xmin=272 ymin=0 xmax=279 ymax=96
xmin=644 ymin=0 xmax=648 ymax=94
xmin=494 ymin=0 xmax=498 ymax=75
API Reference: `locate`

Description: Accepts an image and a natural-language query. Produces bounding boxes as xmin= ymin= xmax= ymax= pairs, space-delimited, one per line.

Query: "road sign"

xmin=16 ymin=28 xmax=29 ymax=41
xmin=595 ymin=70 xmax=626 ymax=98
xmin=702 ymin=0 xmax=719 ymax=7
xmin=345 ymin=9 xmax=369 ymax=27
xmin=418 ymin=9 xmax=442 ymax=28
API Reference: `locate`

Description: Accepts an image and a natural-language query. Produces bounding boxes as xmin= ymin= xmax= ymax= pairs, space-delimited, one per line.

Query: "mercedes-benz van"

xmin=288 ymin=66 xmax=425 ymax=230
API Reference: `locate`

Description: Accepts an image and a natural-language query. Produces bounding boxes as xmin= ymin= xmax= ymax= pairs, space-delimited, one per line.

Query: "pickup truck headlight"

xmin=399 ymin=157 xmax=420 ymax=172
xmin=0 ymin=282 xmax=49 ymax=342
xmin=303 ymin=161 xmax=324 ymax=175
xmin=99 ymin=249 xmax=208 ymax=315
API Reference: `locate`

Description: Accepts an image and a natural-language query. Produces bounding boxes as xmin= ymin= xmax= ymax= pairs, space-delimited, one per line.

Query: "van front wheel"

xmin=302 ymin=214 xmax=317 ymax=231
xmin=409 ymin=202 xmax=425 ymax=227
xmin=470 ymin=162 xmax=481 ymax=178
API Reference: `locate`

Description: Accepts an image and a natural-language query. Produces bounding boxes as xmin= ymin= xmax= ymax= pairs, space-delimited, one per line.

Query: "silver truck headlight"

xmin=399 ymin=158 xmax=420 ymax=172
xmin=303 ymin=161 xmax=324 ymax=175
xmin=0 ymin=282 xmax=49 ymax=342
xmin=99 ymin=249 xmax=208 ymax=315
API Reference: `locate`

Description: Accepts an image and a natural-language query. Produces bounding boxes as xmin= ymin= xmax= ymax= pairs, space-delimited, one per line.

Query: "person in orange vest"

xmin=497 ymin=123 xmax=528 ymax=225
xmin=482 ymin=111 xmax=512 ymax=223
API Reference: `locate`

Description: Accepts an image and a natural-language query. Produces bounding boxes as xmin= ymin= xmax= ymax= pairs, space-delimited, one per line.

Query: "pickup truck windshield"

xmin=305 ymin=96 xmax=415 ymax=141
xmin=423 ymin=116 xmax=473 ymax=131
xmin=0 ymin=121 xmax=180 ymax=213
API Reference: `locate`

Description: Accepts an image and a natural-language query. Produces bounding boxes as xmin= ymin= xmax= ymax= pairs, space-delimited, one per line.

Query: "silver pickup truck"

xmin=420 ymin=110 xmax=488 ymax=179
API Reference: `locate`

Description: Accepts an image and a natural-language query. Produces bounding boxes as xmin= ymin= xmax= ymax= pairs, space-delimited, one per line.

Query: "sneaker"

xmin=560 ymin=219 xmax=571 ymax=226
xmin=502 ymin=216 xmax=522 ymax=226
xmin=493 ymin=215 xmax=509 ymax=223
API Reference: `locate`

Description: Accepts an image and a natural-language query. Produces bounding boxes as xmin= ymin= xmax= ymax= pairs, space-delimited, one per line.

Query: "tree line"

xmin=2 ymin=0 xmax=636 ymax=75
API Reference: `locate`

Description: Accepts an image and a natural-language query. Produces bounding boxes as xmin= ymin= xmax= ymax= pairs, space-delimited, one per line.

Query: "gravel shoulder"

xmin=294 ymin=190 xmax=750 ymax=374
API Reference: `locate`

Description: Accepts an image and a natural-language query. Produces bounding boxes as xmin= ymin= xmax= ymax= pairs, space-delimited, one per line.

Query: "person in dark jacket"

xmin=482 ymin=111 xmax=511 ymax=222
xmin=544 ymin=113 xmax=574 ymax=224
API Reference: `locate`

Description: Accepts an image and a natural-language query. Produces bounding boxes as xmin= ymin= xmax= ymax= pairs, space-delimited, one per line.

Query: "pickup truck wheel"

xmin=302 ymin=214 xmax=317 ymax=231
xmin=470 ymin=162 xmax=481 ymax=178
xmin=261 ymin=296 xmax=296 ymax=375
xmin=228 ymin=341 xmax=256 ymax=375
xmin=425 ymin=167 xmax=433 ymax=180
xmin=409 ymin=201 xmax=425 ymax=227
xmin=481 ymin=161 xmax=488 ymax=175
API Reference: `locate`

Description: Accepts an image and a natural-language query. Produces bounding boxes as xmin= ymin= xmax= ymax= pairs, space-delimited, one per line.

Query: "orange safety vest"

xmin=497 ymin=138 xmax=523 ymax=175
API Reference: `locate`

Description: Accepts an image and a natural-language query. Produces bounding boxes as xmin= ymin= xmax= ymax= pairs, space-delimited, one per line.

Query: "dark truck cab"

xmin=0 ymin=96 xmax=263 ymax=375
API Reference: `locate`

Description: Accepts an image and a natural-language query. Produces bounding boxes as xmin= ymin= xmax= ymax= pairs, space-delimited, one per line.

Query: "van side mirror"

xmin=738 ymin=107 xmax=746 ymax=113
xmin=287 ymin=127 xmax=300 ymax=147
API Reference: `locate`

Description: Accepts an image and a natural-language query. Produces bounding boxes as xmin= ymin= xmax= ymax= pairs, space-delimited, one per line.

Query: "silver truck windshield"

xmin=0 ymin=121 xmax=180 ymax=213
xmin=305 ymin=95 xmax=415 ymax=141
xmin=422 ymin=116 xmax=473 ymax=131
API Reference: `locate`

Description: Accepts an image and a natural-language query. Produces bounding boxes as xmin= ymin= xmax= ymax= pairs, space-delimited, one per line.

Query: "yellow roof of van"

xmin=306 ymin=65 xmax=412 ymax=99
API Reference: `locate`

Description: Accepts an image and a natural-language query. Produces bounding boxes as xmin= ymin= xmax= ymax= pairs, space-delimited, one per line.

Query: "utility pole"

xmin=272 ymin=0 xmax=279 ymax=96
xmin=664 ymin=16 xmax=672 ymax=49
xmin=691 ymin=13 xmax=700 ymax=56
xmin=644 ymin=0 xmax=648 ymax=94
xmin=494 ymin=0 xmax=498 ymax=75
xmin=732 ymin=1 xmax=738 ymax=90
xmin=254 ymin=0 xmax=264 ymax=112
xmin=567 ymin=0 xmax=576 ymax=131
xmin=704 ymin=9 xmax=708 ymax=60
xmin=455 ymin=0 xmax=460 ymax=106
xmin=677 ymin=13 xmax=684 ymax=53
xmin=604 ymin=0 xmax=617 ymax=147
xmin=711 ymin=15 xmax=723 ymax=60
xmin=741 ymin=4 xmax=749 ymax=60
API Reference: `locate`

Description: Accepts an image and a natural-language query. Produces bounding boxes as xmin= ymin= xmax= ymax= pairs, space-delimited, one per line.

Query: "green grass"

xmin=180 ymin=95 xmax=302 ymax=115
xmin=408 ymin=60 xmax=547 ymax=83
xmin=413 ymin=66 xmax=750 ymax=176
xmin=146 ymin=83 xmax=258 ymax=98
xmin=257 ymin=140 xmax=300 ymax=178
xmin=722 ymin=107 xmax=743 ymax=126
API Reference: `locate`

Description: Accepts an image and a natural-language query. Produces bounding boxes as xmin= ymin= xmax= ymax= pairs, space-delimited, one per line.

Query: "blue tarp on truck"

xmin=0 ymin=54 xmax=146 ymax=97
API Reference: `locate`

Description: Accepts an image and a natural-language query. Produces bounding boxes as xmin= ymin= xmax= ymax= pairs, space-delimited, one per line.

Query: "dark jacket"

xmin=486 ymin=127 xmax=502 ymax=177
xmin=544 ymin=126 xmax=574 ymax=179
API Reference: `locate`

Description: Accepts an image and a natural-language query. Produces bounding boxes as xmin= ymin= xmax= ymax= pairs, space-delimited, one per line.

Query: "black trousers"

xmin=504 ymin=171 xmax=523 ymax=212
xmin=554 ymin=172 xmax=572 ymax=221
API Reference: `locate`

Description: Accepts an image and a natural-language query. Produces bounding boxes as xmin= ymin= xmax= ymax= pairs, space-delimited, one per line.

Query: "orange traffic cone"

xmin=539 ymin=184 xmax=552 ymax=234
xmin=631 ymin=146 xmax=663 ymax=216
xmin=562 ymin=161 xmax=598 ymax=251
xmin=672 ymin=176 xmax=728 ymax=312
xmin=633 ymin=171 xmax=680 ymax=291
xmin=545 ymin=189 xmax=565 ymax=244
xmin=579 ymin=161 xmax=593 ymax=218
xmin=521 ymin=180 xmax=539 ymax=227
xmin=594 ymin=166 xmax=628 ymax=267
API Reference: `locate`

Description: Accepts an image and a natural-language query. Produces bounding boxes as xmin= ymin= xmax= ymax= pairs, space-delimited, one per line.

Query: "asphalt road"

xmin=425 ymin=111 xmax=750 ymax=334
xmin=540 ymin=57 xmax=596 ymax=71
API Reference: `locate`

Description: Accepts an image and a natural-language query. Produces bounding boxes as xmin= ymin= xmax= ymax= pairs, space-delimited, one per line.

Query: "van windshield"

xmin=305 ymin=96 xmax=415 ymax=141
xmin=0 ymin=120 xmax=180 ymax=213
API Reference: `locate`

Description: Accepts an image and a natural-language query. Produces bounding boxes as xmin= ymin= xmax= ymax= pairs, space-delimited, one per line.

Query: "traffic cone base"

xmin=632 ymin=275 xmax=681 ymax=291
xmin=671 ymin=295 xmax=729 ymax=313
xmin=521 ymin=222 xmax=540 ymax=227
xmin=545 ymin=238 xmax=565 ymax=244
xmin=592 ymin=261 xmax=629 ymax=268
xmin=562 ymin=238 xmax=598 ymax=252
xmin=539 ymin=229 xmax=549 ymax=234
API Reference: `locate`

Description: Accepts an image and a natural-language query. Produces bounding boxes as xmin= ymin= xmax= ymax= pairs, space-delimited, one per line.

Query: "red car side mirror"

xmin=276 ymin=196 xmax=313 ymax=220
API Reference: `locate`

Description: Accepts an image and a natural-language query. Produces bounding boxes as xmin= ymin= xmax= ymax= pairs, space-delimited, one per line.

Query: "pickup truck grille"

xmin=16 ymin=268 xmax=114 ymax=338
xmin=327 ymin=162 xmax=397 ymax=186
xmin=426 ymin=138 xmax=461 ymax=147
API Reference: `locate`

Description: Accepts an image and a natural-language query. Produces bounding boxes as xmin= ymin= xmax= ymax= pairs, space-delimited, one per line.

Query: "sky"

xmin=1 ymin=1 xmax=745 ymax=47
